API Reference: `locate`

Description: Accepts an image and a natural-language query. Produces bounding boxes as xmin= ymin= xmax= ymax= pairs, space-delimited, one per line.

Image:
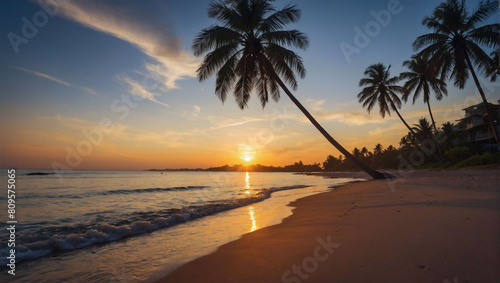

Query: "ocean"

xmin=0 ymin=169 xmax=364 ymax=282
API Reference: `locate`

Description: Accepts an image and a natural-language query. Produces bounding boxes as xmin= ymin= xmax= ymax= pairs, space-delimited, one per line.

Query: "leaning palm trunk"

xmin=270 ymin=72 xmax=390 ymax=179
xmin=389 ymin=100 xmax=416 ymax=135
xmin=427 ymin=101 xmax=438 ymax=133
xmin=465 ymin=53 xmax=500 ymax=149
xmin=426 ymin=101 xmax=444 ymax=157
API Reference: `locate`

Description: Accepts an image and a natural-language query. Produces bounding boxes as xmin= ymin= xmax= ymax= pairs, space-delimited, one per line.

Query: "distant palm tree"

xmin=441 ymin=121 xmax=457 ymax=150
xmin=385 ymin=145 xmax=396 ymax=152
xmin=360 ymin=147 xmax=369 ymax=158
xmin=193 ymin=0 xmax=388 ymax=179
xmin=352 ymin=147 xmax=362 ymax=159
xmin=412 ymin=118 xmax=434 ymax=141
xmin=358 ymin=63 xmax=415 ymax=135
xmin=400 ymin=54 xmax=447 ymax=132
xmin=413 ymin=0 xmax=500 ymax=145
xmin=374 ymin=143 xmax=383 ymax=155
xmin=400 ymin=134 xmax=416 ymax=149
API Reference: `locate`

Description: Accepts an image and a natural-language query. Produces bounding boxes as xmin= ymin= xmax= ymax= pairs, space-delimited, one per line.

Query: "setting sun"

xmin=239 ymin=144 xmax=256 ymax=163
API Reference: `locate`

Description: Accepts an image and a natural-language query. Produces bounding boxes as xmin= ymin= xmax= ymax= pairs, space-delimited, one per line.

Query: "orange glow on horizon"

xmin=239 ymin=144 xmax=256 ymax=164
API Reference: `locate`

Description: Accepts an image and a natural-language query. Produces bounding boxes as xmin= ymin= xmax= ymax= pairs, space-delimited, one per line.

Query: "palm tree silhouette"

xmin=413 ymin=0 xmax=500 ymax=146
xmin=412 ymin=118 xmax=434 ymax=141
xmin=373 ymin=143 xmax=383 ymax=156
xmin=358 ymin=63 xmax=415 ymax=135
xmin=193 ymin=0 xmax=388 ymax=179
xmin=400 ymin=54 xmax=448 ymax=132
xmin=400 ymin=134 xmax=417 ymax=149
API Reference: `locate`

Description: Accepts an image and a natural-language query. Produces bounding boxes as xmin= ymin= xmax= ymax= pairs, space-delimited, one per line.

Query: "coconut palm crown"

xmin=413 ymin=0 xmax=499 ymax=87
xmin=358 ymin=63 xmax=412 ymax=131
xmin=413 ymin=0 xmax=500 ymax=144
xmin=192 ymin=0 xmax=309 ymax=109
xmin=400 ymin=54 xmax=448 ymax=132
xmin=194 ymin=0 xmax=390 ymax=179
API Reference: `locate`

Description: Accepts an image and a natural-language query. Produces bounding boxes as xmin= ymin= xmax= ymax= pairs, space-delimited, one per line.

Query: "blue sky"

xmin=0 ymin=0 xmax=498 ymax=170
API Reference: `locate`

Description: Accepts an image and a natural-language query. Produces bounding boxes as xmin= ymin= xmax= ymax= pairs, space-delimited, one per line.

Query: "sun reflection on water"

xmin=249 ymin=206 xmax=257 ymax=232
xmin=245 ymin=171 xmax=250 ymax=194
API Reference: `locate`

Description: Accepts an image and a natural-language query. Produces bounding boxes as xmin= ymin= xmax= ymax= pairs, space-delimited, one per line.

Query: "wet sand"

xmin=155 ymin=168 xmax=500 ymax=283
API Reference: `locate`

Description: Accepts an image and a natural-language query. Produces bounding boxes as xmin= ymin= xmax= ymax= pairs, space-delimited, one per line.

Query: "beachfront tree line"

xmin=193 ymin=0 xmax=499 ymax=178
xmin=357 ymin=0 xmax=499 ymax=155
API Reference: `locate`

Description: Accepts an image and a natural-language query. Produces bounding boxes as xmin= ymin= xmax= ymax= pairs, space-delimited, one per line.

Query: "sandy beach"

xmin=156 ymin=168 xmax=499 ymax=283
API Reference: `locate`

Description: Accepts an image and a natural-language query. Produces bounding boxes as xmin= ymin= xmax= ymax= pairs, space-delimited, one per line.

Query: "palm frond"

xmin=208 ymin=0 xmax=246 ymax=32
xmin=265 ymin=43 xmax=306 ymax=78
xmin=197 ymin=43 xmax=241 ymax=81
xmin=467 ymin=24 xmax=500 ymax=49
xmin=465 ymin=0 xmax=499 ymax=31
xmin=466 ymin=40 xmax=496 ymax=74
xmin=234 ymin=54 xmax=257 ymax=109
xmin=261 ymin=30 xmax=309 ymax=50
xmin=193 ymin=26 xmax=243 ymax=56
xmin=215 ymin=51 xmax=241 ymax=103
xmin=258 ymin=4 xmax=301 ymax=33
xmin=413 ymin=33 xmax=448 ymax=52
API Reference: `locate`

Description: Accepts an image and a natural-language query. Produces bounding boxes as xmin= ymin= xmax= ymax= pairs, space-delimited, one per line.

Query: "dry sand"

xmin=156 ymin=168 xmax=500 ymax=283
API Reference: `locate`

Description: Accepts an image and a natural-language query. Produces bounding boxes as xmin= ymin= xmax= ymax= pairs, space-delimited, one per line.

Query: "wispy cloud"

xmin=290 ymin=100 xmax=386 ymax=126
xmin=207 ymin=116 xmax=271 ymax=130
xmin=182 ymin=105 xmax=201 ymax=120
xmin=13 ymin=66 xmax=98 ymax=95
xmin=305 ymin=99 xmax=327 ymax=112
xmin=39 ymin=114 xmax=89 ymax=124
xmin=81 ymin=86 xmax=97 ymax=95
xmin=13 ymin=66 xmax=72 ymax=86
xmin=368 ymin=123 xmax=408 ymax=137
xmin=43 ymin=0 xmax=199 ymax=92
xmin=314 ymin=110 xmax=386 ymax=126
xmin=117 ymin=74 xmax=169 ymax=108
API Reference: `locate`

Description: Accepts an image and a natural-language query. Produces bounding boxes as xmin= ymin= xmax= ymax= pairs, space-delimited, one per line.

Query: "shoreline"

xmin=155 ymin=168 xmax=499 ymax=282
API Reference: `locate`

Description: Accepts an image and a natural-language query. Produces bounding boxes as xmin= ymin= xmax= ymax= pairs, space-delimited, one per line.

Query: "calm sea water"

xmin=0 ymin=169 xmax=364 ymax=282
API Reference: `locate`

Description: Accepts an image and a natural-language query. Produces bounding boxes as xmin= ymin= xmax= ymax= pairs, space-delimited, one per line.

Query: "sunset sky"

xmin=1 ymin=0 xmax=498 ymax=170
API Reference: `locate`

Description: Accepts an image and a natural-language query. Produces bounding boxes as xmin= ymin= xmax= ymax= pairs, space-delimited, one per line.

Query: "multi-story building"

xmin=456 ymin=101 xmax=499 ymax=148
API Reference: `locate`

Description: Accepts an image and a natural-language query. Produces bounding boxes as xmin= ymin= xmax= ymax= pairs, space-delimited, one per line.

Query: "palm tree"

xmin=193 ymin=0 xmax=388 ymax=179
xmin=441 ymin=121 xmax=457 ymax=150
xmin=373 ymin=143 xmax=383 ymax=156
xmin=386 ymin=145 xmax=396 ymax=152
xmin=360 ymin=147 xmax=369 ymax=158
xmin=400 ymin=54 xmax=448 ymax=132
xmin=412 ymin=118 xmax=434 ymax=141
xmin=413 ymin=0 xmax=500 ymax=146
xmin=358 ymin=63 xmax=415 ymax=135
xmin=400 ymin=134 xmax=417 ymax=149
